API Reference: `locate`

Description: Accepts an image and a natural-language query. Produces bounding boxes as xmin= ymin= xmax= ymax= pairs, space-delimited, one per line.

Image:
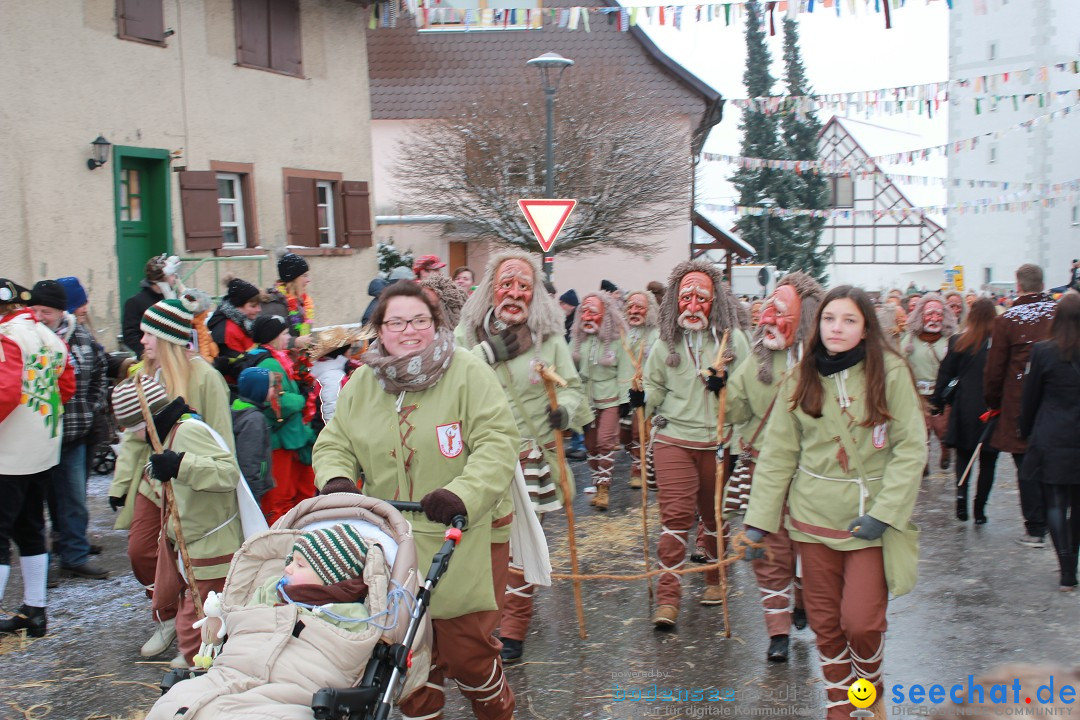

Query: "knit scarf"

xmin=362 ymin=327 xmax=455 ymax=395
xmin=814 ymin=341 xmax=866 ymax=377
xmin=281 ymin=576 xmax=369 ymax=605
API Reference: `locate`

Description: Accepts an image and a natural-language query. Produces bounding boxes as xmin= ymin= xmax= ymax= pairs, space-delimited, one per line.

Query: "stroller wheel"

xmin=160 ymin=668 xmax=203 ymax=695
xmin=93 ymin=446 xmax=116 ymax=476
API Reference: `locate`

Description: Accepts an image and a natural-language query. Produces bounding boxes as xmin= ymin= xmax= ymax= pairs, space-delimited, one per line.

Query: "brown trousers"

xmin=584 ymin=406 xmax=620 ymax=487
xmin=176 ymin=576 xmax=227 ymax=665
xmin=798 ymin=542 xmax=888 ymax=720
xmin=619 ymin=412 xmax=644 ymax=477
xmin=653 ymin=443 xmax=719 ymax=607
xmin=500 ymin=513 xmax=549 ymax=642
xmin=130 ymin=493 xmax=178 ymax=621
xmin=751 ymin=520 xmax=803 ymax=637
xmin=400 ymin=542 xmax=515 ymax=720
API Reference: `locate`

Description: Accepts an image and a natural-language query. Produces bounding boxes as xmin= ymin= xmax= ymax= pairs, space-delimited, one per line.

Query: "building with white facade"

xmin=947 ymin=0 xmax=1080 ymax=293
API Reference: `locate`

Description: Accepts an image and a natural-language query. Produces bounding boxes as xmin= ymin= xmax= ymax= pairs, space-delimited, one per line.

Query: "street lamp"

xmin=527 ymin=51 xmax=574 ymax=280
xmin=760 ymin=197 xmax=776 ymax=266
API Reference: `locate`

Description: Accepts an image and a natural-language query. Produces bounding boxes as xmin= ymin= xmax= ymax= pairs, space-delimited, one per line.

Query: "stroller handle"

xmin=387 ymin=501 xmax=468 ymax=533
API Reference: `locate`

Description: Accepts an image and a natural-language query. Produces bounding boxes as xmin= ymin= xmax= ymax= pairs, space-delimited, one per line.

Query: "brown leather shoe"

xmin=652 ymin=604 xmax=678 ymax=628
xmin=628 ymin=473 xmax=642 ymax=489
xmin=700 ymin=584 xmax=725 ymax=605
xmin=593 ymin=485 xmax=609 ymax=511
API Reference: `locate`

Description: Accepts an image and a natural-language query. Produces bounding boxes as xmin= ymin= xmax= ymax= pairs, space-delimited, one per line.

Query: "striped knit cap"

xmin=290 ymin=524 xmax=369 ymax=585
xmin=141 ymin=294 xmax=198 ymax=345
xmin=111 ymin=375 xmax=170 ymax=430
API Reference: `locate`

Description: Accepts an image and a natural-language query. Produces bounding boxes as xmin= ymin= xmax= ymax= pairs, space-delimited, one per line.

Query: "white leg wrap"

xmin=455 ymin=659 xmax=506 ymax=703
xmin=850 ymin=636 xmax=885 ymax=685
xmin=759 ymin=581 xmax=794 ymax=614
xmin=820 ymin=647 xmax=856 ymax=709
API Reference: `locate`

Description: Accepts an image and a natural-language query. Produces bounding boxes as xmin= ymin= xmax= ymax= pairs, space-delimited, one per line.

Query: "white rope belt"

xmin=797 ymin=466 xmax=881 ymax=517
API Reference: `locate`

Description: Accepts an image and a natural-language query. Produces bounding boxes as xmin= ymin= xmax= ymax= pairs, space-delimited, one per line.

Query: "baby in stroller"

xmin=147 ymin=494 xmax=430 ymax=720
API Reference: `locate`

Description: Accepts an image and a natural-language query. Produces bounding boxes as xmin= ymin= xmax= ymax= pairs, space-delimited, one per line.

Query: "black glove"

xmin=618 ymin=402 xmax=631 ymax=419
xmin=480 ymin=329 xmax=522 ymax=364
xmin=848 ymin=514 xmax=889 ymax=541
xmin=321 ymin=477 xmax=361 ymax=495
xmin=705 ymin=368 xmax=727 ymax=395
xmin=741 ymin=527 xmax=768 ymax=561
xmin=108 ymin=495 xmax=126 ymax=512
xmin=420 ymin=489 xmax=468 ymax=526
xmin=149 ymin=450 xmax=185 ymax=483
xmin=628 ymin=388 xmax=646 ymax=408
xmin=548 ymin=406 xmax=569 ymax=430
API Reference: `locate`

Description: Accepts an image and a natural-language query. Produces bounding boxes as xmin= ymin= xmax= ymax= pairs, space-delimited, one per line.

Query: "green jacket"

xmin=250 ymin=575 xmax=370 ymax=629
xmin=312 ymin=348 xmax=520 ymax=619
xmin=904 ymin=334 xmax=948 ymax=392
xmin=574 ymin=335 xmax=635 ymax=410
xmin=256 ymin=354 xmax=315 ymax=460
xmin=625 ymin=326 xmax=660 ymax=368
xmin=644 ymin=329 xmax=751 ymax=446
xmin=744 ymin=353 xmax=927 ymax=550
xmin=726 ymin=348 xmax=797 ymax=451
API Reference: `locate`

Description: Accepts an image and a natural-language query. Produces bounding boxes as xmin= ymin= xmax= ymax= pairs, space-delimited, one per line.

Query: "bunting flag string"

xmin=702 ymin=192 xmax=1079 ymax=220
xmin=702 ymin=102 xmax=1080 ymax=171
xmin=879 ymin=174 xmax=1080 ymax=194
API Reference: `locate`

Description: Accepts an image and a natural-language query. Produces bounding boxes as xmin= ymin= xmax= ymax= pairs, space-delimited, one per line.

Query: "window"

xmin=235 ymin=0 xmax=302 ymax=77
xmin=117 ymin=0 xmax=166 ymax=46
xmin=989 ymin=144 xmax=998 ymax=164
xmin=988 ymin=42 xmax=997 ymax=61
xmin=283 ymin=169 xmax=372 ymax=250
xmin=827 ymin=175 xmax=854 ymax=208
xmin=217 ymin=173 xmax=247 ymax=248
xmin=984 ymin=267 xmax=993 ymax=285
xmin=1072 ymin=205 xmax=1079 ymax=227
xmin=120 ymin=168 xmax=143 ymax=222
xmin=420 ymin=0 xmax=542 ymax=31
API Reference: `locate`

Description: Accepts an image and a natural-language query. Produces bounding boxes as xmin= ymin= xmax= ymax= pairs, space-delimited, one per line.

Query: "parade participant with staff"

xmin=743 ymin=285 xmax=925 ymax=719
xmin=620 ymin=290 xmax=660 ymax=490
xmin=638 ymin=260 xmax=750 ymax=628
xmin=314 ymin=280 xmax=520 ymax=720
xmin=902 ymin=292 xmax=958 ymax=474
xmin=456 ymin=249 xmax=591 ymax=663
xmin=724 ymin=272 xmax=823 ymax=662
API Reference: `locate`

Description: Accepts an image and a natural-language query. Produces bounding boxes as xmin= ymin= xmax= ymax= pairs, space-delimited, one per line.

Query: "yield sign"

xmin=517 ymin=199 xmax=577 ymax=253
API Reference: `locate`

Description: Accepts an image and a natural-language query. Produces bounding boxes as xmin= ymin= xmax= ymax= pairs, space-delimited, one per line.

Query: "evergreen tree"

xmin=779 ymin=18 xmax=830 ymax=283
xmin=376 ymin=239 xmax=414 ymax=275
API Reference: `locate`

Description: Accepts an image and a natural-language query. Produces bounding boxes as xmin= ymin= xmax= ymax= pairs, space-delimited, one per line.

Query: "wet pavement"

xmin=2 ymin=444 xmax=1077 ymax=720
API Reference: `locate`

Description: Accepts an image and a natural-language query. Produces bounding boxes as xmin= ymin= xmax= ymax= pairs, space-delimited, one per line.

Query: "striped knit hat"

xmin=141 ymin=294 xmax=199 ymax=345
xmin=111 ymin=375 xmax=170 ymax=431
xmin=290 ymin=524 xmax=369 ymax=586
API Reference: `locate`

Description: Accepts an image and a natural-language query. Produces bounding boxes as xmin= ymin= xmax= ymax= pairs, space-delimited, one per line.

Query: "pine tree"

xmin=376 ymin=239 xmax=414 ymax=275
xmin=779 ymin=18 xmax=830 ymax=283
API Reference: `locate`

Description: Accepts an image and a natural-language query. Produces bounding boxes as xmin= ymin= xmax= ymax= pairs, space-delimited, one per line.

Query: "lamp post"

xmin=760 ymin=197 xmax=776 ymax=266
xmin=527 ymin=52 xmax=574 ymax=281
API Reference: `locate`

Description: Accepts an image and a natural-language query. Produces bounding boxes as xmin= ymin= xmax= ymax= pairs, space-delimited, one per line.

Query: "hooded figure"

xmin=903 ymin=291 xmax=959 ymax=473
xmin=620 ymin=290 xmax=661 ymax=489
xmin=454 ymin=248 xmax=590 ymax=664
xmin=640 ymin=260 xmax=751 ymax=629
xmin=723 ymin=271 xmax=823 ymax=662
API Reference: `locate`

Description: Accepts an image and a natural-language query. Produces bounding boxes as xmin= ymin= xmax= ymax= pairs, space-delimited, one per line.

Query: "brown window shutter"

xmin=118 ymin=0 xmax=165 ymax=43
xmin=285 ymin=176 xmax=318 ymax=248
xmin=179 ymin=171 xmax=225 ymax=252
xmin=341 ymin=181 xmax=373 ymax=249
xmin=268 ymin=0 xmax=302 ymax=76
xmin=236 ymin=0 xmax=270 ymax=69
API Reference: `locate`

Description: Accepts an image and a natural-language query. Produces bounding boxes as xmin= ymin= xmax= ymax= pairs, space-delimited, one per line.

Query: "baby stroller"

xmin=152 ymin=493 xmax=461 ymax=720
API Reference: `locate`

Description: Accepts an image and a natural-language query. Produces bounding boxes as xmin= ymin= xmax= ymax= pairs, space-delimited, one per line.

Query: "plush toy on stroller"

xmin=149 ymin=493 xmax=450 ymax=720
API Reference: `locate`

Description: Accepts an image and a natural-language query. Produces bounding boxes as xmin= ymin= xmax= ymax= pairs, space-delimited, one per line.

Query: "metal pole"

xmin=762 ymin=208 xmax=770 ymax=266
xmin=543 ymin=85 xmax=556 ymax=281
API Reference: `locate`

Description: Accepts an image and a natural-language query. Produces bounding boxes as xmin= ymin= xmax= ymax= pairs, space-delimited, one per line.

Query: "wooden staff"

xmin=619 ymin=335 xmax=653 ymax=602
xmin=538 ymin=363 xmax=587 ymax=639
xmin=710 ymin=330 xmax=732 ymax=638
xmin=134 ymin=377 xmax=204 ymax=620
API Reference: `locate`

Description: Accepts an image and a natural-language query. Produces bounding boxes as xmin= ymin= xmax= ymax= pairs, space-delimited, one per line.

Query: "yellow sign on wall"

xmin=952 ymin=265 xmax=964 ymax=290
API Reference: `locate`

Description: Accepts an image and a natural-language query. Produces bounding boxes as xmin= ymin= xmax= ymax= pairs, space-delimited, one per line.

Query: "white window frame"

xmin=316 ymin=180 xmax=336 ymax=248
xmin=217 ymin=172 xmax=246 ymax=248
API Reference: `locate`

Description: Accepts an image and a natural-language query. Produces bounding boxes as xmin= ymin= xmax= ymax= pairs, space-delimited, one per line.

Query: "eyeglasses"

xmin=381 ymin=316 xmax=434 ymax=332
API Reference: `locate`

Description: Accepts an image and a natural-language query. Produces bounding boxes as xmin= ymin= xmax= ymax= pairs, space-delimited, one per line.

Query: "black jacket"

xmin=1019 ymin=340 xmax=1080 ymax=485
xmin=121 ymin=283 xmax=163 ymax=357
xmin=932 ymin=334 xmax=991 ymax=450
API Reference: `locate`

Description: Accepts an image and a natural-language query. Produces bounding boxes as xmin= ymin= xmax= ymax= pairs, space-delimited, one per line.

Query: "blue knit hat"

xmin=237 ymin=367 xmax=270 ymax=403
xmin=56 ymin=277 xmax=88 ymax=313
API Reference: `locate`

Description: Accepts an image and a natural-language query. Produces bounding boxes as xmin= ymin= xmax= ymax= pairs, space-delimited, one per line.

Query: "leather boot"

xmin=628 ymin=473 xmax=642 ymax=489
xmin=792 ymin=606 xmax=808 ymax=630
xmin=593 ymin=484 xmax=609 ymax=511
xmin=652 ymin=604 xmax=678 ymax=628
xmin=500 ymin=638 xmax=523 ymax=664
xmin=0 ymin=604 xmax=47 ymax=638
xmin=767 ymin=635 xmax=789 ymax=663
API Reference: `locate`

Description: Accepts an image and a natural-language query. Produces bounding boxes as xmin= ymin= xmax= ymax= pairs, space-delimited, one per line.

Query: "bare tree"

xmin=394 ymin=73 xmax=692 ymax=259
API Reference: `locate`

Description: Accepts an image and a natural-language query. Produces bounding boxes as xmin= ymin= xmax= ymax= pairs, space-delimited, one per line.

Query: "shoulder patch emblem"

xmin=436 ymin=422 xmax=463 ymax=458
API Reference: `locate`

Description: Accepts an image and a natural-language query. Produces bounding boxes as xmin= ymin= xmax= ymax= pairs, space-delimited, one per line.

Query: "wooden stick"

xmin=712 ymin=330 xmax=732 ymax=639
xmin=134 ymin=377 xmax=204 ymax=620
xmin=620 ymin=334 xmax=654 ymax=602
xmin=538 ymin=364 xmax=587 ymax=639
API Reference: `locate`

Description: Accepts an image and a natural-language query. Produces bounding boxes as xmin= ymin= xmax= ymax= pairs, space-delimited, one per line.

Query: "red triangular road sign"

xmin=518 ymin=199 xmax=577 ymax=253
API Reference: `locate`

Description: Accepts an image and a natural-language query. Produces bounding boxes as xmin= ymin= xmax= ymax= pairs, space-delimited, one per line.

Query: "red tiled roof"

xmin=367 ymin=1 xmax=721 ymax=122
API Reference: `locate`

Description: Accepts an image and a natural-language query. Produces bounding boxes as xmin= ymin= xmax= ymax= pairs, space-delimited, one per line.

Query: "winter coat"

xmin=54 ymin=314 xmax=109 ymax=445
xmin=931 ymin=335 xmax=991 ymax=450
xmin=232 ymin=401 xmax=273 ymax=501
xmin=904 ymin=334 xmax=949 ymax=395
xmin=644 ymin=329 xmax=751 ymax=447
xmin=1018 ymin=340 xmax=1080 ymax=486
xmin=574 ymin=335 xmax=635 ymax=410
xmin=726 ymin=348 xmax=796 ymax=452
xmin=121 ymin=282 xmax=163 ymax=358
xmin=984 ymin=293 xmax=1056 ymax=454
xmin=744 ymin=353 xmax=926 ymax=551
xmin=254 ymin=351 xmax=314 ymax=460
xmin=361 ymin=276 xmax=391 ymax=326
xmin=312 ymin=348 xmax=520 ymax=619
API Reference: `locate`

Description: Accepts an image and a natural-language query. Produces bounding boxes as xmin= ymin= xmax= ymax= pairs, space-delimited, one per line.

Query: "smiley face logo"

xmin=848 ymin=679 xmax=876 ymax=709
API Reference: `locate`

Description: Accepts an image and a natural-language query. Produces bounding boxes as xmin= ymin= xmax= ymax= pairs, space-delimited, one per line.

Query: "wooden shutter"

xmin=285 ymin=176 xmax=318 ymax=248
xmin=118 ymin=0 xmax=165 ymax=44
xmin=179 ymin=171 xmax=225 ymax=252
xmin=236 ymin=0 xmax=270 ymax=69
xmin=269 ymin=0 xmax=302 ymax=76
xmin=341 ymin=181 xmax=373 ymax=249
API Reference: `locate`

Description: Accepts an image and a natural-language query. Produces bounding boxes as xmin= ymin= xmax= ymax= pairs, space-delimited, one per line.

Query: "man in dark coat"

xmin=121 ymin=255 xmax=181 ymax=358
xmin=984 ymin=263 xmax=1056 ymax=548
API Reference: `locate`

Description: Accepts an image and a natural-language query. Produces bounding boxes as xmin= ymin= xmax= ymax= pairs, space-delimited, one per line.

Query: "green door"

xmin=114 ymin=147 xmax=172 ymax=314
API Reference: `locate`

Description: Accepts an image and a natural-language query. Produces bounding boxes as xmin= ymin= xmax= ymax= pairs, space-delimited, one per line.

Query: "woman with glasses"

xmin=313 ymin=281 xmax=520 ymax=720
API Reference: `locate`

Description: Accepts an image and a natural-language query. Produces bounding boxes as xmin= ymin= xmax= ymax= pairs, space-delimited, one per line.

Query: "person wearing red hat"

xmin=413 ymin=254 xmax=447 ymax=280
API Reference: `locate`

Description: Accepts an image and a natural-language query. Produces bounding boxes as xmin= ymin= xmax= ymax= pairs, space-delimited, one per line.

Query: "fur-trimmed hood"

xmin=570 ymin=291 xmax=628 ymax=367
xmin=457 ymin=248 xmax=565 ymax=346
xmin=751 ymin=271 xmax=824 ymax=384
xmin=657 ymin=260 xmax=746 ymax=367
